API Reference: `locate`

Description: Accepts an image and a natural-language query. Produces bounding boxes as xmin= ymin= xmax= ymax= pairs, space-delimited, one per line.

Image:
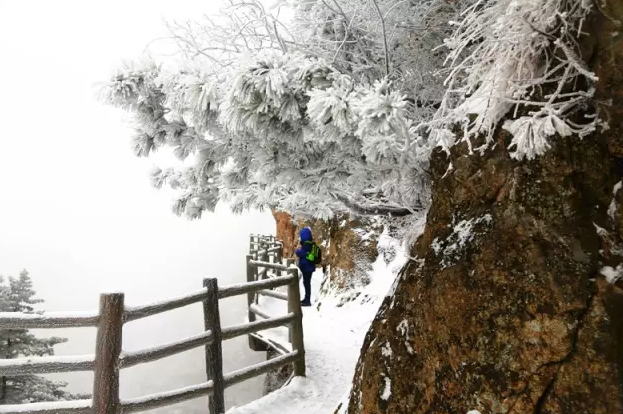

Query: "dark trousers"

xmin=302 ymin=271 xmax=312 ymax=303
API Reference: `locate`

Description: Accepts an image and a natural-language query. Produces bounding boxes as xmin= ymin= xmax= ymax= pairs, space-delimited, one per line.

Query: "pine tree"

xmin=0 ymin=270 xmax=82 ymax=404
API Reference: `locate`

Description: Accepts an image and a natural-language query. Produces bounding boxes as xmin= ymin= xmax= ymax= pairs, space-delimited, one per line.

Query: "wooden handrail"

xmin=248 ymin=260 xmax=290 ymax=271
xmin=218 ymin=274 xmax=295 ymax=299
xmin=258 ymin=289 xmax=288 ymax=300
xmin=119 ymin=330 xmax=213 ymax=369
xmin=222 ymin=313 xmax=296 ymax=340
xmin=120 ymin=381 xmax=214 ymax=413
xmin=124 ymin=288 xmax=207 ymax=322
xmin=249 ymin=304 xmax=271 ymax=319
xmin=248 ymin=332 xmax=291 ymax=355
xmin=0 ymin=312 xmax=99 ymax=329
xmin=0 ymin=355 xmax=95 ymax=376
xmin=0 ymin=235 xmax=304 ymax=414
xmin=224 ymin=350 xmax=300 ymax=387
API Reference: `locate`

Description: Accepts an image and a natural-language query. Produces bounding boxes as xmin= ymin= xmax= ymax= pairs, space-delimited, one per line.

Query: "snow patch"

xmin=396 ymin=319 xmax=409 ymax=336
xmin=601 ymin=265 xmax=623 ymax=284
xmin=432 ymin=214 xmax=493 ymax=268
xmin=381 ymin=342 xmax=393 ymax=359
xmin=608 ymin=180 xmax=622 ymax=220
xmin=396 ymin=319 xmax=414 ymax=354
xmin=0 ymin=399 xmax=92 ymax=413
xmin=594 ymin=222 xmax=610 ymax=237
xmin=380 ymin=376 xmax=391 ymax=400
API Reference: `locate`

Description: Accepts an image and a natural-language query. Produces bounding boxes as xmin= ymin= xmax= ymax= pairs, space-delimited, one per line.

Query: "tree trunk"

xmin=1 ymin=336 xmax=11 ymax=402
xmin=345 ymin=3 xmax=623 ymax=413
xmin=0 ymin=376 xmax=5 ymax=403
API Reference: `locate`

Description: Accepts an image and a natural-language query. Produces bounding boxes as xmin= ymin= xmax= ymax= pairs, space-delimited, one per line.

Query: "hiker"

xmin=295 ymin=227 xmax=321 ymax=307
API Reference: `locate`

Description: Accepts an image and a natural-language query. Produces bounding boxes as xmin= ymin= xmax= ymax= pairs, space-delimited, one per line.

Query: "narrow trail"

xmin=227 ymin=232 xmax=405 ymax=414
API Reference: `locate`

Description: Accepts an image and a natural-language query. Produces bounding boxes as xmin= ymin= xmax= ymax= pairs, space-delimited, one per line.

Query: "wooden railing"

xmin=0 ymin=235 xmax=305 ymax=414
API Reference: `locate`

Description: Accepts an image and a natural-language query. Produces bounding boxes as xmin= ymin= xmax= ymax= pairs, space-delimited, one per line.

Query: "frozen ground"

xmin=227 ymin=229 xmax=406 ymax=414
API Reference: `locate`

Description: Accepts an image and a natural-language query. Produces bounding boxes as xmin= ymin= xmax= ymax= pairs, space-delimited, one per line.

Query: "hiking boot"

xmin=300 ymin=300 xmax=311 ymax=307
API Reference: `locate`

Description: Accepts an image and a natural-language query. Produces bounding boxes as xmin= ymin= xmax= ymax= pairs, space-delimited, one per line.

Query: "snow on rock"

xmin=432 ymin=214 xmax=492 ymax=268
xmin=381 ymin=342 xmax=392 ymax=359
xmin=380 ymin=376 xmax=391 ymax=401
xmin=467 ymin=410 xmax=482 ymax=414
xmin=608 ymin=180 xmax=622 ymax=220
xmin=396 ymin=319 xmax=414 ymax=354
xmin=600 ymin=265 xmax=623 ymax=284
xmin=227 ymin=228 xmax=407 ymax=414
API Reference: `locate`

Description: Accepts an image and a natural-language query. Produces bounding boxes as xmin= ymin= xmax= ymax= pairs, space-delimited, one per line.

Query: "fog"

xmin=0 ymin=1 xmax=274 ymax=412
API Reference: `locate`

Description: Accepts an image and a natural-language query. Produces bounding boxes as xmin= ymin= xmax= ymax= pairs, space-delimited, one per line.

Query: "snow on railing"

xmin=124 ymin=288 xmax=208 ymax=322
xmin=0 ymin=399 xmax=92 ymax=414
xmin=0 ymin=310 xmax=99 ymax=329
xmin=0 ymin=234 xmax=305 ymax=414
xmin=0 ymin=354 xmax=95 ymax=376
xmin=120 ymin=381 xmax=214 ymax=413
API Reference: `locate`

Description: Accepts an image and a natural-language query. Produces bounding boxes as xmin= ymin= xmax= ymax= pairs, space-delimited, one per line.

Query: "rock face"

xmin=345 ymin=5 xmax=623 ymax=414
xmin=273 ymin=211 xmax=381 ymax=303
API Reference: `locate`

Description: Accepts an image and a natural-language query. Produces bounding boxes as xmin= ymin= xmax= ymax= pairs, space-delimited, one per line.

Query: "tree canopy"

xmin=99 ymin=0 xmax=600 ymax=221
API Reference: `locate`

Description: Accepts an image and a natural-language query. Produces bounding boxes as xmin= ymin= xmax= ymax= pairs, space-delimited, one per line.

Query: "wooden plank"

xmin=287 ymin=260 xmax=306 ymax=377
xmin=258 ymin=289 xmax=288 ymax=300
xmin=249 ymin=304 xmax=270 ymax=319
xmin=223 ymin=351 xmax=300 ymax=387
xmin=248 ymin=260 xmax=290 ymax=271
xmin=218 ymin=275 xmax=295 ymax=299
xmin=0 ymin=355 xmax=94 ymax=376
xmin=222 ymin=313 xmax=296 ymax=341
xmin=0 ymin=399 xmax=92 ymax=414
xmin=92 ymin=293 xmax=124 ymax=414
xmin=0 ymin=312 xmax=99 ymax=329
xmin=120 ymin=381 xmax=214 ymax=413
xmin=124 ymin=289 xmax=207 ymax=322
xmin=203 ymin=278 xmax=225 ymax=414
xmin=120 ymin=330 xmax=213 ymax=369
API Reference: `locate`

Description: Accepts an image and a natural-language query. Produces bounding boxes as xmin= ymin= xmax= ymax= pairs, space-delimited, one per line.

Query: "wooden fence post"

xmin=286 ymin=259 xmax=306 ymax=377
xmin=276 ymin=240 xmax=282 ymax=264
xmin=246 ymin=255 xmax=256 ymax=324
xmin=92 ymin=293 xmax=124 ymax=414
xmin=247 ymin=255 xmax=265 ymax=352
xmin=203 ymin=278 xmax=225 ymax=414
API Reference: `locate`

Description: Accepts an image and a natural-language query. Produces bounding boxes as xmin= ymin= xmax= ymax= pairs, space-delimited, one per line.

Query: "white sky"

xmin=0 ymin=1 xmax=274 ymax=408
xmin=0 ymin=0 xmax=277 ymax=306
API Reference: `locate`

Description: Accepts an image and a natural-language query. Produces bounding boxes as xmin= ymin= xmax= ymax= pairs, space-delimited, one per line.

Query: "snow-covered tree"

xmin=100 ymin=52 xmax=429 ymax=220
xmin=100 ymin=0 xmax=604 ymax=227
xmin=0 ymin=270 xmax=81 ymax=404
xmin=428 ymin=0 xmax=604 ymax=160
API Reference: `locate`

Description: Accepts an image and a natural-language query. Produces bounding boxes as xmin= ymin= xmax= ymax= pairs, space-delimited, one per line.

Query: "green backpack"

xmin=305 ymin=241 xmax=322 ymax=265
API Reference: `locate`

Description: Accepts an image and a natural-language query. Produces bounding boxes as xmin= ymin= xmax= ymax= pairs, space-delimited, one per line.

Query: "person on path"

xmin=295 ymin=227 xmax=317 ymax=306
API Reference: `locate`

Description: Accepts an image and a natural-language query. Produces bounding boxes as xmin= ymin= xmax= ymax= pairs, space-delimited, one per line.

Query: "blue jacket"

xmin=295 ymin=227 xmax=316 ymax=274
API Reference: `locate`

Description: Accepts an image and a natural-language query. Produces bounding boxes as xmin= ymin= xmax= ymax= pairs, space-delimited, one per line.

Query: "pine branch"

xmin=331 ymin=192 xmax=418 ymax=217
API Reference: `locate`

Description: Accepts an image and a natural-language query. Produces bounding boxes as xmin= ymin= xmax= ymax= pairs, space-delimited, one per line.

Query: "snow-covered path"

xmin=227 ymin=232 xmax=405 ymax=414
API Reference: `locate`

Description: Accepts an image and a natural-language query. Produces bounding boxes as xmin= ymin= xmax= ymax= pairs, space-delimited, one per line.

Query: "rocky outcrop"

xmin=345 ymin=3 xmax=623 ymax=414
xmin=273 ymin=211 xmax=382 ymax=304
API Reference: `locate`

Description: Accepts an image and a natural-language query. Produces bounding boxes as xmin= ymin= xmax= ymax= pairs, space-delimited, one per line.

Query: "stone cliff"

xmin=345 ymin=3 xmax=623 ymax=413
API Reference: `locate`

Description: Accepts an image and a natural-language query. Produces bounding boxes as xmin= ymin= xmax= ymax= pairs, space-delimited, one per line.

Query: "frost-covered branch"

xmin=429 ymin=0 xmax=605 ymax=159
xmin=100 ymin=52 xmax=430 ymax=220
